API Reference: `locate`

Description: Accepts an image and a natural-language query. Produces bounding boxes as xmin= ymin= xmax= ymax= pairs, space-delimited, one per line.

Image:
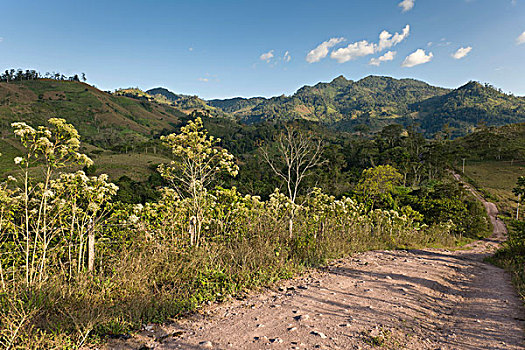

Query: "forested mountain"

xmin=149 ymin=75 xmax=525 ymax=136
xmin=414 ymin=81 xmax=525 ymax=137
xmin=208 ymin=96 xmax=266 ymax=114
xmin=215 ymin=75 xmax=449 ymax=124
xmin=146 ymin=87 xmax=225 ymax=116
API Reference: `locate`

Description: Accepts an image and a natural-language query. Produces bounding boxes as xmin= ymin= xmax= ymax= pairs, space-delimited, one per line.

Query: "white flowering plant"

xmin=5 ymin=118 xmax=114 ymax=284
xmin=158 ymin=117 xmax=239 ymax=246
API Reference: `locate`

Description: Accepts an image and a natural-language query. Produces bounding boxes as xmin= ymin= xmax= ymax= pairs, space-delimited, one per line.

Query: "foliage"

xmin=158 ymin=117 xmax=239 ymax=245
xmin=355 ymin=165 xmax=402 ymax=210
xmin=513 ymin=176 xmax=525 ymax=202
xmin=491 ymin=176 xmax=525 ymax=300
xmin=400 ymin=180 xmax=491 ymax=238
xmin=416 ymin=82 xmax=525 ymax=137
xmin=1 ymin=68 xmax=86 ymax=83
xmin=0 ymin=116 xmax=469 ymax=349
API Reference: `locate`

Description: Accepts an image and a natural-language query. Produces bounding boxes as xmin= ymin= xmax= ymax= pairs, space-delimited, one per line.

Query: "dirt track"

xmin=105 ymin=178 xmax=525 ymax=350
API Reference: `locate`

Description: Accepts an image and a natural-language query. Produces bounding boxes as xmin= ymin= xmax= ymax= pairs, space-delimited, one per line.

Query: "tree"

xmin=379 ymin=124 xmax=404 ymax=148
xmin=356 ymin=165 xmax=403 ymax=210
xmin=261 ymin=125 xmax=325 ymax=238
xmin=514 ymin=176 xmax=525 ymax=220
xmin=158 ymin=117 xmax=238 ymax=246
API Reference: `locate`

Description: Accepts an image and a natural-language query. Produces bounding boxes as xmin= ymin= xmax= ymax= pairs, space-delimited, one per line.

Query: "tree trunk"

xmin=87 ymin=223 xmax=95 ymax=273
xmin=189 ymin=216 xmax=197 ymax=246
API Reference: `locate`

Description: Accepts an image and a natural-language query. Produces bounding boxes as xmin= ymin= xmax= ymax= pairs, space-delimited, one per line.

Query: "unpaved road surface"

xmin=105 ymin=180 xmax=525 ymax=350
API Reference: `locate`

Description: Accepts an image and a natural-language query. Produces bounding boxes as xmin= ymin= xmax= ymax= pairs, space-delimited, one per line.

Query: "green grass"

xmin=462 ymin=160 xmax=525 ymax=301
xmin=462 ymin=160 xmax=524 ymax=216
xmin=91 ymin=152 xmax=170 ymax=181
xmin=0 ymin=151 xmax=169 ymax=182
xmin=0 ymin=139 xmax=23 ymax=173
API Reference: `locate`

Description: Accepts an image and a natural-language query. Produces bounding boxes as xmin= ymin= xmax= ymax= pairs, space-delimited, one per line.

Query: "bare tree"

xmin=261 ymin=126 xmax=325 ymax=238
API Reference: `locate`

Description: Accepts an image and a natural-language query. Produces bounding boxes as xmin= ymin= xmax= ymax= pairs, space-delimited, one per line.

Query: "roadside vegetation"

xmin=490 ymin=176 xmax=525 ymax=299
xmin=0 ymin=113 xmax=492 ymax=349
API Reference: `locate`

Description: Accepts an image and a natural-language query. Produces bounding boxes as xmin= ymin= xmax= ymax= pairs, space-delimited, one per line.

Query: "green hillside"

xmin=207 ymin=75 xmax=449 ymax=125
xmin=414 ymin=81 xmax=525 ymax=137
xmin=146 ymin=87 xmax=224 ymax=116
xmin=0 ymin=80 xmax=186 ymax=176
xmin=148 ymin=75 xmax=525 ymax=137
xmin=0 ymin=80 xmax=186 ymax=144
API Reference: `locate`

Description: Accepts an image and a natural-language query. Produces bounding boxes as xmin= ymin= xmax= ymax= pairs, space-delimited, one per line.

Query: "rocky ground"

xmin=102 ymin=179 xmax=525 ymax=350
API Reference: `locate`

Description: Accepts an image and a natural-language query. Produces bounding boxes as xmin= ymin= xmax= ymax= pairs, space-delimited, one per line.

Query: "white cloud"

xmin=452 ymin=46 xmax=472 ymax=59
xmin=0 ymin=37 xmax=3 ymax=43
xmin=188 ymin=47 xmax=193 ymax=51
xmin=331 ymin=40 xmax=376 ymax=63
xmin=399 ymin=0 xmax=415 ymax=12
xmin=369 ymin=51 xmax=397 ymax=66
xmin=198 ymin=77 xmax=209 ymax=82
xmin=517 ymin=31 xmax=525 ymax=45
xmin=402 ymin=49 xmax=433 ymax=67
xmin=260 ymin=50 xmax=274 ymax=62
xmin=378 ymin=25 xmax=410 ymax=51
xmin=284 ymin=51 xmax=291 ymax=62
xmin=329 ymin=25 xmax=409 ymax=63
xmin=306 ymin=37 xmax=345 ymax=63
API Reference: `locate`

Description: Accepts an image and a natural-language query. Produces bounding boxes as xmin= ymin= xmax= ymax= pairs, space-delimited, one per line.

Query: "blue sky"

xmin=1 ymin=0 xmax=524 ymax=99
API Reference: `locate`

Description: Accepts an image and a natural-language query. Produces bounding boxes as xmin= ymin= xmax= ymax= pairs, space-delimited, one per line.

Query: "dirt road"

xmin=106 ymin=179 xmax=525 ymax=350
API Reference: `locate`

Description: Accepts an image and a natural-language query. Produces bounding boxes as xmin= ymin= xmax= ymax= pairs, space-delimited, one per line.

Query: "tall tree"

xmin=261 ymin=125 xmax=325 ymax=237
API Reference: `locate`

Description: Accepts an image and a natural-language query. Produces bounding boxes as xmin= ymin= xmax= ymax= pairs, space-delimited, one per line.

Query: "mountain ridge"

xmin=148 ymin=75 xmax=525 ymax=136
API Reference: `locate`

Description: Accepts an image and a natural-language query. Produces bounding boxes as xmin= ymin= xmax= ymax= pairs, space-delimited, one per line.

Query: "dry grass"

xmin=0 ymin=209 xmax=457 ymax=349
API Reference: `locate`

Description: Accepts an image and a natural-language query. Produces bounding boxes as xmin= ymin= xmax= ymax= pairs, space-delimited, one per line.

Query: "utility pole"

xmin=462 ymin=158 xmax=466 ymax=173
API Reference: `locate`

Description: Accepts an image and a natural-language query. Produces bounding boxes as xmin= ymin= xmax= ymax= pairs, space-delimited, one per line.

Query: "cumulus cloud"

xmin=306 ymin=37 xmax=345 ymax=63
xmin=369 ymin=51 xmax=397 ymax=66
xmin=328 ymin=25 xmax=409 ymax=63
xmin=452 ymin=46 xmax=472 ymax=59
xmin=330 ymin=40 xmax=376 ymax=63
xmin=284 ymin=51 xmax=291 ymax=62
xmin=517 ymin=31 xmax=525 ymax=45
xmin=378 ymin=25 xmax=410 ymax=51
xmin=402 ymin=49 xmax=433 ymax=67
xmin=260 ymin=50 xmax=274 ymax=62
xmin=399 ymin=0 xmax=415 ymax=12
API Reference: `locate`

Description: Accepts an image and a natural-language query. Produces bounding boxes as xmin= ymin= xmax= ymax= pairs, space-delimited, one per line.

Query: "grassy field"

xmin=462 ymin=160 xmax=524 ymax=217
xmin=0 ymin=149 xmax=170 ymax=182
xmin=90 ymin=152 xmax=170 ymax=180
